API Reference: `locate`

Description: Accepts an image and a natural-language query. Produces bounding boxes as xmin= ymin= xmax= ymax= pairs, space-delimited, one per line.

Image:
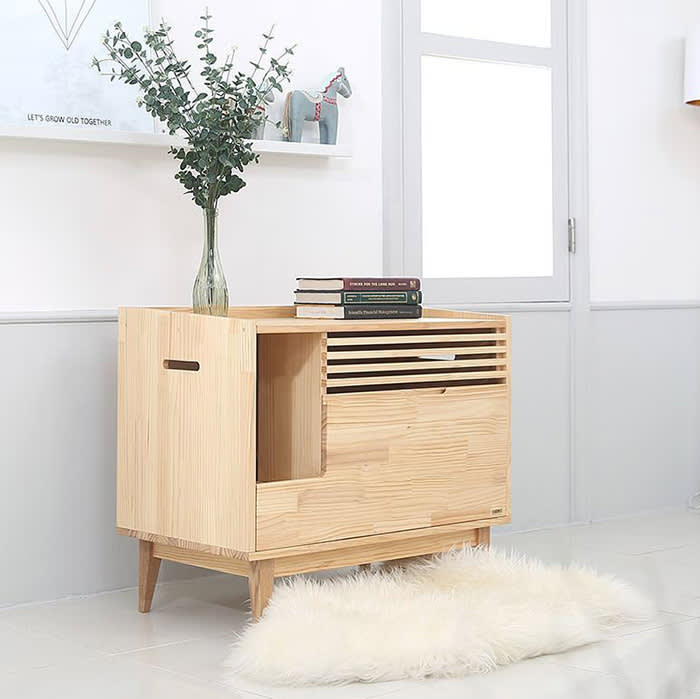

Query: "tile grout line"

xmin=609 ymin=615 xmax=700 ymax=639
xmin=107 ymin=630 xmax=237 ymax=658
xmin=111 ymin=657 xmax=276 ymax=699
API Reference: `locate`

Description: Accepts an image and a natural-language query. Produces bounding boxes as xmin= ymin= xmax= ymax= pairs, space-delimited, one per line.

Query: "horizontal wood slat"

xmin=327 ymin=370 xmax=507 ymax=388
xmin=329 ymin=346 xmax=507 ymax=360
xmin=327 ymin=333 xmax=506 ymax=346
xmin=326 ymin=358 xmax=507 ymax=374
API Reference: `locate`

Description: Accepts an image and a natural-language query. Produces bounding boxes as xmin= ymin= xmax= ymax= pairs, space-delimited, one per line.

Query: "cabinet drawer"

xmin=256 ymin=383 xmax=510 ymax=551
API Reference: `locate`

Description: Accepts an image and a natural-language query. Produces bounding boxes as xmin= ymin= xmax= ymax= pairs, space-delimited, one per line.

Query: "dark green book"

xmin=294 ymin=290 xmax=422 ymax=305
xmin=295 ymin=304 xmax=423 ymax=320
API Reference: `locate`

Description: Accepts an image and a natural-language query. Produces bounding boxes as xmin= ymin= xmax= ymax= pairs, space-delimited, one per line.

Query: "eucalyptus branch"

xmin=225 ymin=46 xmax=237 ymax=83
xmin=99 ymin=36 xmax=196 ymax=140
xmin=249 ymin=24 xmax=274 ymax=81
xmin=97 ymin=38 xmax=151 ymax=91
xmin=162 ymin=22 xmax=197 ymax=94
xmin=93 ymin=11 xmax=293 ymax=210
xmin=250 ymin=47 xmax=294 ymax=113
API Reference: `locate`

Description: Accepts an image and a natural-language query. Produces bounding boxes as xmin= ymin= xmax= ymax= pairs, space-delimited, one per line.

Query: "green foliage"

xmin=93 ymin=13 xmax=295 ymax=210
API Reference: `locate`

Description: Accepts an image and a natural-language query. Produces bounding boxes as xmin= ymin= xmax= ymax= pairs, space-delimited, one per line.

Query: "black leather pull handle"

xmin=163 ymin=359 xmax=200 ymax=372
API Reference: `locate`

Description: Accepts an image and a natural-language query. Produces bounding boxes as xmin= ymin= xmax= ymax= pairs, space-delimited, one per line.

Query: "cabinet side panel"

xmin=117 ymin=308 xmax=172 ymax=536
xmin=117 ymin=310 xmax=256 ymax=552
xmin=168 ymin=314 xmax=256 ymax=551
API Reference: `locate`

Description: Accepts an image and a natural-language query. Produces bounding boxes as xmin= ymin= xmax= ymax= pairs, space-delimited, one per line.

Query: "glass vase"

xmin=193 ymin=207 xmax=228 ymax=316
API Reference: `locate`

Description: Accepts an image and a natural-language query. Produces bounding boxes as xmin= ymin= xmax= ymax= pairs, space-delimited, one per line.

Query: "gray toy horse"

xmin=281 ymin=67 xmax=352 ymax=145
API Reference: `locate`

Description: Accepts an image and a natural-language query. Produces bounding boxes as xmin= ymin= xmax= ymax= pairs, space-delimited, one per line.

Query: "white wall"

xmin=588 ymin=0 xmax=700 ymax=303
xmin=0 ymin=0 xmax=382 ymax=312
xmin=582 ymin=0 xmax=700 ymax=520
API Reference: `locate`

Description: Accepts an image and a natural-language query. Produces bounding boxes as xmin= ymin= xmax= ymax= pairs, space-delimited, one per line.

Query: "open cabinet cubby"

xmin=117 ymin=306 xmax=511 ymax=619
xmin=257 ymin=332 xmax=325 ymax=483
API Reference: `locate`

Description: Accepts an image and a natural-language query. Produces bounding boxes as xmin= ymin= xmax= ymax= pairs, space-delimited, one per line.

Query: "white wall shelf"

xmin=0 ymin=124 xmax=351 ymax=158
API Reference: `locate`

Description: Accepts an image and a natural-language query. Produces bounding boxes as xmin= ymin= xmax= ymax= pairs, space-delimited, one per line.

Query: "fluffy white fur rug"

xmin=225 ymin=547 xmax=653 ymax=686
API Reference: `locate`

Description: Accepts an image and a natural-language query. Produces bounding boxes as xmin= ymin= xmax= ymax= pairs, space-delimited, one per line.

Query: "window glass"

xmin=421 ymin=0 xmax=551 ymax=48
xmin=421 ymin=55 xmax=553 ymax=278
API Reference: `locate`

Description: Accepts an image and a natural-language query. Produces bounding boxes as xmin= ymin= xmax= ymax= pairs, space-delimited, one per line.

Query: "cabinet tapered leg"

xmin=476 ymin=527 xmax=491 ymax=548
xmin=248 ymin=560 xmax=274 ymax=621
xmin=138 ymin=540 xmax=161 ymax=613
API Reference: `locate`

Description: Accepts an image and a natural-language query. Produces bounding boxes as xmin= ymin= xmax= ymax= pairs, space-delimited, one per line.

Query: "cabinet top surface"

xmin=128 ymin=306 xmax=509 ymax=333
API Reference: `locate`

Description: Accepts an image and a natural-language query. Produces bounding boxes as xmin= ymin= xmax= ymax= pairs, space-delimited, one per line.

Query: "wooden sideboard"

xmin=116 ymin=306 xmax=511 ymax=618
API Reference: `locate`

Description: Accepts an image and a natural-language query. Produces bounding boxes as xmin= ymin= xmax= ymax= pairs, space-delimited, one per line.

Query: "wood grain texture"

xmin=249 ymin=560 xmax=275 ymax=620
xmin=248 ymin=517 xmax=505 ymax=560
xmin=150 ymin=306 xmax=508 ymax=331
xmin=256 ymin=384 xmax=510 ymax=550
xmin=476 ymin=527 xmax=491 ymax=547
xmin=147 ymin=522 xmax=491 ymax=575
xmin=328 ymin=346 xmax=507 ymax=359
xmin=145 ymin=522 xmax=484 ymax=579
xmin=228 ymin=306 xmax=294 ymax=319
xmin=152 ymin=543 xmax=250 ymax=576
xmin=505 ymin=316 xmax=512 ymax=521
xmin=327 ymin=358 xmax=508 ymax=374
xmin=255 ymin=315 xmax=506 ymax=334
xmin=257 ymin=333 xmax=324 ymax=481
xmin=326 ymin=370 xmax=507 ymax=388
xmin=271 ymin=528 xmax=479 ymax=576
xmin=144 ymin=525 xmax=484 ymax=618
xmin=116 ymin=528 xmax=249 ymax=560
xmin=138 ymin=540 xmax=161 ymax=613
xmin=326 ymin=332 xmax=507 ymax=346
xmin=422 ymin=307 xmax=508 ymax=321
xmin=117 ymin=308 xmax=256 ymax=552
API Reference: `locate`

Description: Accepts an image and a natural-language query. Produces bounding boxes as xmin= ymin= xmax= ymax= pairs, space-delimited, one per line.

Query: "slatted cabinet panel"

xmin=326 ymin=325 xmax=507 ymax=393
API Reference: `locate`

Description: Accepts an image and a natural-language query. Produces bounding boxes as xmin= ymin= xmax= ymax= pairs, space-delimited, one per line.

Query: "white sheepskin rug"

xmin=225 ymin=547 xmax=653 ymax=686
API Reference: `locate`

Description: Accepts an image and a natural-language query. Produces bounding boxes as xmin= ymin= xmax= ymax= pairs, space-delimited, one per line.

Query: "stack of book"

xmin=294 ymin=277 xmax=422 ymax=319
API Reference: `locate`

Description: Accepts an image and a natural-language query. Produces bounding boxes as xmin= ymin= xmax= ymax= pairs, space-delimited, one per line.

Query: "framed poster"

xmin=0 ymin=0 xmax=159 ymax=144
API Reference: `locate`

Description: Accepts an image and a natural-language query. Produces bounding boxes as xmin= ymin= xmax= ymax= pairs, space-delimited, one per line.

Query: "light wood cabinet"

xmin=116 ymin=306 xmax=511 ymax=618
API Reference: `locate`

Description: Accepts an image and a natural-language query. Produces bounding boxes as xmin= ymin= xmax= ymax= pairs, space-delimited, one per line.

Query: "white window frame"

xmin=384 ymin=0 xmax=571 ymax=305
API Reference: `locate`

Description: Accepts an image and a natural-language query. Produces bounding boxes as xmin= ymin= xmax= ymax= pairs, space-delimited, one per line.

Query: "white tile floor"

xmin=2 ymin=508 xmax=700 ymax=698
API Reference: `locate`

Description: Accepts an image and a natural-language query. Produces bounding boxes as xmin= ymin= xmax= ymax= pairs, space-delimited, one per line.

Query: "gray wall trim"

xmin=1 ymin=303 xmax=574 ymax=324
xmin=0 ymin=310 xmax=118 ymax=325
xmin=5 ymin=299 xmax=697 ymax=325
xmin=444 ymin=302 xmax=572 ymax=313
xmin=591 ymin=301 xmax=700 ymax=311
